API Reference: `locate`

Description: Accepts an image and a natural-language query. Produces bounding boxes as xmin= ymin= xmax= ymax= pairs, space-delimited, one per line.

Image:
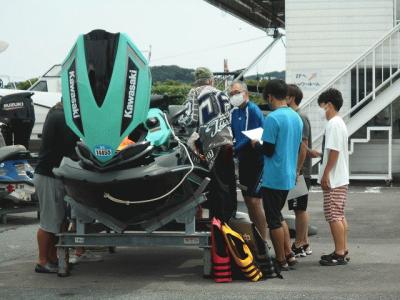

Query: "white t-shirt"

xmin=318 ymin=116 xmax=349 ymax=188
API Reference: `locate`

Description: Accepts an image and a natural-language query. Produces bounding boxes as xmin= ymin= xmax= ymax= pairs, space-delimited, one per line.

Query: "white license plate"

xmin=16 ymin=184 xmax=35 ymax=194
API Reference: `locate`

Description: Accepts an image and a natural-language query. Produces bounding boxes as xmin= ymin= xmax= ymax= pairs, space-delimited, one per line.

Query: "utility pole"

xmin=224 ymin=59 xmax=229 ymax=89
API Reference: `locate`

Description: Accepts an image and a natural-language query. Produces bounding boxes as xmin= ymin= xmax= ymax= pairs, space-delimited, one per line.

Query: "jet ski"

xmin=53 ymin=29 xmax=208 ymax=225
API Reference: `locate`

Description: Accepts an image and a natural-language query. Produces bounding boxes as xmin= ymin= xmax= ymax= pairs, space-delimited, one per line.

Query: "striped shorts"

xmin=323 ymin=185 xmax=348 ymax=223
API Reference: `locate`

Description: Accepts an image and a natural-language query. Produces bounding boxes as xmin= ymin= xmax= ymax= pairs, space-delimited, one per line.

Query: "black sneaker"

xmin=319 ymin=252 xmax=347 ymax=266
xmin=277 ymin=260 xmax=289 ymax=272
xmin=291 ymin=243 xmax=306 ymax=258
xmin=345 ymin=250 xmax=350 ymax=262
xmin=34 ymin=263 xmax=58 ymax=273
xmin=286 ymin=251 xmax=298 ymax=267
xmin=321 ymin=251 xmax=350 ymax=262
xmin=303 ymin=244 xmax=312 ymax=255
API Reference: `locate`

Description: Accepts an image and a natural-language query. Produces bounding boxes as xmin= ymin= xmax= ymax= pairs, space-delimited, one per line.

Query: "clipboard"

xmin=286 ymin=175 xmax=308 ymax=201
xmin=242 ymin=127 xmax=263 ymax=142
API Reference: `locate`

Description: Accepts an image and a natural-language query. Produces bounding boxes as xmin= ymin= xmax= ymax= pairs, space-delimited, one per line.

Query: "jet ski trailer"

xmin=54 ymin=30 xmax=212 ymax=277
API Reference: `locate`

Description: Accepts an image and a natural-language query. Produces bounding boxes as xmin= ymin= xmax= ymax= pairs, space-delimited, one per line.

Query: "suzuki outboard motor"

xmin=54 ymin=30 xmax=208 ymax=226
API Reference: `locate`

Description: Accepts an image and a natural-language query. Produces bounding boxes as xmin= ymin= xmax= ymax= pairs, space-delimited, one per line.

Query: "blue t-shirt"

xmin=261 ymin=107 xmax=303 ymax=190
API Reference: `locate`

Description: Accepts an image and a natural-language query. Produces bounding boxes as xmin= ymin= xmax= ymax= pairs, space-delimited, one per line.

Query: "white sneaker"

xmin=69 ymin=251 xmax=103 ymax=264
xmin=304 ymin=244 xmax=313 ymax=255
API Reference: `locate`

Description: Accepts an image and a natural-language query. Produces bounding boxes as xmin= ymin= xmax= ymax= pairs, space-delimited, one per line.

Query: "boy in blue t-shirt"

xmin=252 ymin=79 xmax=303 ymax=270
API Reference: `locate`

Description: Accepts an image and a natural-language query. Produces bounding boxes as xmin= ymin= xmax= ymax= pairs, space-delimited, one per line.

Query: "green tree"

xmin=152 ymin=80 xmax=192 ymax=105
xmin=5 ymin=78 xmax=38 ymax=90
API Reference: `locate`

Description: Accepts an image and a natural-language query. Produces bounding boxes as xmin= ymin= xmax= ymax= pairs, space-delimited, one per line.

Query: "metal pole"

xmin=232 ymin=33 xmax=282 ymax=83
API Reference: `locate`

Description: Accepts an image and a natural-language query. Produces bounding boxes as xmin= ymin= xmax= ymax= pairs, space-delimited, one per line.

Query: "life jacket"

xmin=117 ymin=136 xmax=135 ymax=151
xmin=210 ymin=217 xmax=232 ymax=283
xmin=228 ymin=212 xmax=282 ymax=279
xmin=221 ymin=222 xmax=263 ymax=282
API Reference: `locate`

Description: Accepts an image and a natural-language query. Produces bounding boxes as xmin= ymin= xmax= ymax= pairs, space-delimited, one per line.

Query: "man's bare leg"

xmin=244 ymin=196 xmax=269 ymax=240
xmin=329 ymin=221 xmax=345 ymax=255
xmin=269 ymin=227 xmax=285 ymax=262
xmin=342 ymin=217 xmax=348 ymax=252
xmin=37 ymin=228 xmax=53 ymax=266
xmin=294 ymin=210 xmax=309 ymax=247
xmin=281 ymin=220 xmax=292 ymax=256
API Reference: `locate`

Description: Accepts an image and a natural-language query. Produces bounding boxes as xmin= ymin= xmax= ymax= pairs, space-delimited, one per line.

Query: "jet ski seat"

xmin=0 ymin=145 xmax=29 ymax=162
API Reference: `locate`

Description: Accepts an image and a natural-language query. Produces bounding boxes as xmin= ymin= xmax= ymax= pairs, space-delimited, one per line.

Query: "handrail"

xmin=299 ymin=22 xmax=400 ymax=110
xmin=311 ymin=54 xmax=400 ymax=149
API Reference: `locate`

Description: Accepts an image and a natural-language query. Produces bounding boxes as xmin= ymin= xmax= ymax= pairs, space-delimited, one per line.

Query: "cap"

xmin=194 ymin=67 xmax=213 ymax=81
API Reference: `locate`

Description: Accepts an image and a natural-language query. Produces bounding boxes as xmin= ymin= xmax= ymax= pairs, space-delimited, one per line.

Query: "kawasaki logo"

xmin=69 ymin=70 xmax=80 ymax=119
xmin=124 ymin=69 xmax=137 ymax=118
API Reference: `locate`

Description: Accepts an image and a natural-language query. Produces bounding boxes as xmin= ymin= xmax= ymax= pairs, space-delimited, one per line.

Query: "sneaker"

xmin=291 ymin=243 xmax=306 ymax=258
xmin=345 ymin=250 xmax=350 ymax=262
xmin=286 ymin=251 xmax=298 ymax=267
xmin=69 ymin=251 xmax=103 ymax=264
xmin=321 ymin=251 xmax=349 ymax=261
xmin=319 ymin=252 xmax=347 ymax=266
xmin=304 ymin=244 xmax=312 ymax=255
xmin=35 ymin=263 xmax=58 ymax=274
xmin=277 ymin=260 xmax=289 ymax=272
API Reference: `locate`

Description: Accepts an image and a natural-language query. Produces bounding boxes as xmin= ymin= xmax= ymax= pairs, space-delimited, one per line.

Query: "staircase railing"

xmin=299 ymin=23 xmax=400 ymax=150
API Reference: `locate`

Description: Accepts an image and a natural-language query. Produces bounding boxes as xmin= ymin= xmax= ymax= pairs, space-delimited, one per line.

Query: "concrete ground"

xmin=0 ymin=185 xmax=400 ymax=300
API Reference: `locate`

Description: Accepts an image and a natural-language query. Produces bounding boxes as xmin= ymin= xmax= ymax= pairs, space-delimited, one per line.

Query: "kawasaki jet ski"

xmin=53 ymin=30 xmax=208 ymax=226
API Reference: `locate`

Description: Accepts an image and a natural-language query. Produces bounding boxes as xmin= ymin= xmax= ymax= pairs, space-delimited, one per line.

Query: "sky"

xmin=0 ymin=0 xmax=285 ymax=81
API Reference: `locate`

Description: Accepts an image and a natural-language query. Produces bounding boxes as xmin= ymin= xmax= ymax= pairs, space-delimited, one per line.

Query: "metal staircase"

xmin=299 ymin=23 xmax=400 ymax=180
xmin=348 ymin=126 xmax=392 ymax=180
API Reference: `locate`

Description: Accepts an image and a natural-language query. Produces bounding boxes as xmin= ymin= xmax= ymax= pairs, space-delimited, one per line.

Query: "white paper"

xmin=286 ymin=175 xmax=308 ymax=201
xmin=242 ymin=127 xmax=264 ymax=142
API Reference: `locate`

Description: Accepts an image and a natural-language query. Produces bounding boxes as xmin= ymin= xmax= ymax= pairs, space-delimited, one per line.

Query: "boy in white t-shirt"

xmin=310 ymin=88 xmax=350 ymax=266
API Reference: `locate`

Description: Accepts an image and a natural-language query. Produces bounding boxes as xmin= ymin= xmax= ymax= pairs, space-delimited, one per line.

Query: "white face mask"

xmin=230 ymin=93 xmax=245 ymax=107
xmin=319 ymin=106 xmax=327 ymax=120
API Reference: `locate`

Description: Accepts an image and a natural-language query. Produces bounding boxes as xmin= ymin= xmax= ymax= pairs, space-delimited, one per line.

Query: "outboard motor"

xmin=0 ymin=92 xmax=35 ymax=150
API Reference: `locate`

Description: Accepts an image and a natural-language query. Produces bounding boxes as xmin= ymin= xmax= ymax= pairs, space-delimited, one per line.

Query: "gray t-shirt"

xmin=298 ymin=112 xmax=312 ymax=178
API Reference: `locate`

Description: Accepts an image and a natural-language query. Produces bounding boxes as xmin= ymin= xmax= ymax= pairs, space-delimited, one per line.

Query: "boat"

xmin=53 ymin=29 xmax=208 ymax=225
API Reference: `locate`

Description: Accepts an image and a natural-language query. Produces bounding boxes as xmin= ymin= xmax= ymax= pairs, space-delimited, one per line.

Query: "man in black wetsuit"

xmin=34 ymin=102 xmax=78 ymax=273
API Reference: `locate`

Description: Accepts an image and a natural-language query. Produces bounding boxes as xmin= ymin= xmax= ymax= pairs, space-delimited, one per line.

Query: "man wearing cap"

xmin=179 ymin=67 xmax=237 ymax=222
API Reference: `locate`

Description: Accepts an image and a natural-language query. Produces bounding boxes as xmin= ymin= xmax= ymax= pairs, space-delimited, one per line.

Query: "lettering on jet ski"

xmin=69 ymin=71 xmax=80 ymax=119
xmin=121 ymin=59 xmax=139 ymax=135
xmin=67 ymin=61 xmax=84 ymax=135
xmin=94 ymin=145 xmax=113 ymax=157
xmin=124 ymin=70 xmax=137 ymax=118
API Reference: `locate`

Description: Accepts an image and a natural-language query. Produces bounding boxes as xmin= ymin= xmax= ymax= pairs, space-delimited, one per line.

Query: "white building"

xmin=286 ymin=0 xmax=400 ymax=180
xmin=206 ymin=0 xmax=400 ymax=181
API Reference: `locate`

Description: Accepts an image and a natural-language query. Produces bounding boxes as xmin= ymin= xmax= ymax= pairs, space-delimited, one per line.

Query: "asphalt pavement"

xmin=0 ymin=185 xmax=400 ymax=300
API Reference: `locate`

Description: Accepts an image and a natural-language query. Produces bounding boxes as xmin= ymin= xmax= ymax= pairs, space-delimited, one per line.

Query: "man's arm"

xmin=178 ymin=88 xmax=199 ymax=128
xmin=251 ymin=140 xmax=275 ymax=157
xmin=309 ymin=149 xmax=322 ymax=158
xmin=320 ymin=149 xmax=339 ymax=190
xmin=297 ymin=139 xmax=308 ymax=175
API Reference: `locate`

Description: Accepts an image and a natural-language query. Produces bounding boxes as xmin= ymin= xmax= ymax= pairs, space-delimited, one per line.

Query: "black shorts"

xmin=288 ymin=177 xmax=311 ymax=211
xmin=238 ymin=154 xmax=263 ymax=198
xmin=261 ymin=187 xmax=289 ymax=230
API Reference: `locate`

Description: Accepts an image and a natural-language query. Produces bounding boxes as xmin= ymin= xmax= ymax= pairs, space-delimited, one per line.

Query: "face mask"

xmin=319 ymin=106 xmax=327 ymax=120
xmin=230 ymin=93 xmax=245 ymax=107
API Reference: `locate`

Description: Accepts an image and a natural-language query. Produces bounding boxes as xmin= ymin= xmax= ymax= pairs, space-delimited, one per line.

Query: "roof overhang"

xmin=204 ymin=0 xmax=285 ymax=30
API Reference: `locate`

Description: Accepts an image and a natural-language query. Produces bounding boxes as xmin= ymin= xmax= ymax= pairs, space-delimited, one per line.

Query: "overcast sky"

xmin=0 ymin=0 xmax=285 ymax=81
